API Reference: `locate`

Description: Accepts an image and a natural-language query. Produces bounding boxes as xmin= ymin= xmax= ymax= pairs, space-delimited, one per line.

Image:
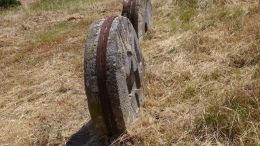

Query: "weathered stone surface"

xmin=137 ymin=0 xmax=153 ymax=41
xmin=84 ymin=16 xmax=144 ymax=136
xmin=122 ymin=0 xmax=153 ymax=41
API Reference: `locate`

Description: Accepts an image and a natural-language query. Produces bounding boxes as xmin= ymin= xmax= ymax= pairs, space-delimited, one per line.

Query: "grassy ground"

xmin=0 ymin=0 xmax=259 ymax=145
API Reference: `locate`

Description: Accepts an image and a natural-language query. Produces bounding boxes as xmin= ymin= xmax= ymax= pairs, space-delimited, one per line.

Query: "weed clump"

xmin=0 ymin=0 xmax=21 ymax=8
xmin=194 ymin=89 xmax=260 ymax=145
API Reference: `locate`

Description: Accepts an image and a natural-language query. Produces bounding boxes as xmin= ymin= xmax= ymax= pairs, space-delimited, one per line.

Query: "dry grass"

xmin=0 ymin=0 xmax=259 ymax=145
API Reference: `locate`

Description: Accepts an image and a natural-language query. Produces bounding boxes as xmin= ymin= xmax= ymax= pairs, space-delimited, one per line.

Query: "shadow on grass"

xmin=66 ymin=120 xmax=107 ymax=146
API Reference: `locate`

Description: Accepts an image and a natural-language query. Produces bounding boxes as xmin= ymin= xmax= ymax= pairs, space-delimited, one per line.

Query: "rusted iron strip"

xmin=129 ymin=0 xmax=136 ymax=29
xmin=122 ymin=0 xmax=137 ymax=28
xmin=122 ymin=0 xmax=130 ymax=17
xmin=97 ymin=16 xmax=118 ymax=135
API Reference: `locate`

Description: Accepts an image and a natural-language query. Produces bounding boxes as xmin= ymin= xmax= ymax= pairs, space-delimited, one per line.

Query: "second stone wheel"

xmin=84 ymin=16 xmax=145 ymax=136
xmin=122 ymin=0 xmax=153 ymax=41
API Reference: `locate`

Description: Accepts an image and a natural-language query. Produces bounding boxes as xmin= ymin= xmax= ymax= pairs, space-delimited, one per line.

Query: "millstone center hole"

xmin=126 ymin=68 xmax=141 ymax=94
xmin=145 ymin=23 xmax=148 ymax=33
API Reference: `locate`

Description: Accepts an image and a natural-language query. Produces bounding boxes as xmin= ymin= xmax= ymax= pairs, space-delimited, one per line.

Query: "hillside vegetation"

xmin=0 ymin=0 xmax=259 ymax=145
xmin=0 ymin=0 xmax=21 ymax=8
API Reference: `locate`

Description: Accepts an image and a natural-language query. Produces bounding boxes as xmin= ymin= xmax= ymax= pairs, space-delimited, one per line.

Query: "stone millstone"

xmin=122 ymin=0 xmax=153 ymax=41
xmin=84 ymin=16 xmax=145 ymax=136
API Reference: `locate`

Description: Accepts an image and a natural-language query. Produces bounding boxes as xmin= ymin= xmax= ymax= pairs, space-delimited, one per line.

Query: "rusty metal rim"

xmin=96 ymin=16 xmax=118 ymax=135
xmin=122 ymin=0 xmax=137 ymax=29
xmin=130 ymin=0 xmax=136 ymax=30
xmin=122 ymin=0 xmax=130 ymax=18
